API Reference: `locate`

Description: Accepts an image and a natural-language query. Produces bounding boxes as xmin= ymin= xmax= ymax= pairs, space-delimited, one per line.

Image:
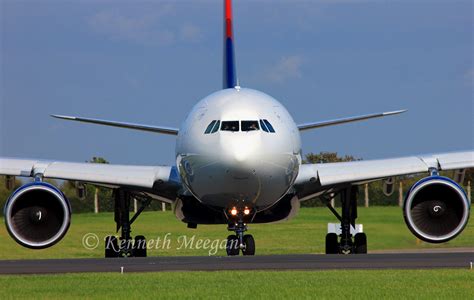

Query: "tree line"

xmin=0 ymin=153 xmax=472 ymax=215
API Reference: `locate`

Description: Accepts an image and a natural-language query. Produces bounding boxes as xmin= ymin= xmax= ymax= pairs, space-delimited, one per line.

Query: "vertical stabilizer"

xmin=223 ymin=0 xmax=237 ymax=89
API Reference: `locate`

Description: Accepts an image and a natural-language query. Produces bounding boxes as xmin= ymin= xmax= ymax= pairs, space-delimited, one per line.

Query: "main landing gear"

xmin=226 ymin=206 xmax=255 ymax=256
xmin=105 ymin=189 xmax=151 ymax=258
xmin=324 ymin=186 xmax=367 ymax=254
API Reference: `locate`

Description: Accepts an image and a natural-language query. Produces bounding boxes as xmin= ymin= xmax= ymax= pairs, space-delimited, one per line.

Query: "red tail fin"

xmin=223 ymin=0 xmax=237 ymax=89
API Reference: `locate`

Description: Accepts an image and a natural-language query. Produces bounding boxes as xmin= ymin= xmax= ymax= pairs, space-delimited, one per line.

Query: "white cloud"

xmin=465 ymin=69 xmax=474 ymax=86
xmin=87 ymin=6 xmax=203 ymax=46
xmin=265 ymin=55 xmax=304 ymax=83
xmin=179 ymin=24 xmax=203 ymax=42
xmin=88 ymin=9 xmax=174 ymax=46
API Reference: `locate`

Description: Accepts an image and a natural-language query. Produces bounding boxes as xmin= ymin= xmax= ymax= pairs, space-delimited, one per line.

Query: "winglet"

xmin=51 ymin=114 xmax=76 ymax=120
xmin=382 ymin=109 xmax=407 ymax=116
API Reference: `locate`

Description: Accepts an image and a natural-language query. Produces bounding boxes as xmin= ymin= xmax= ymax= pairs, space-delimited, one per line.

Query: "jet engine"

xmin=4 ymin=182 xmax=71 ymax=249
xmin=403 ymin=176 xmax=470 ymax=243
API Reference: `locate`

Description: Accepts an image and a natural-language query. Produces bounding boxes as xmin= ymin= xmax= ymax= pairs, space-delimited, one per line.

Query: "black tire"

xmin=105 ymin=236 xmax=119 ymax=258
xmin=325 ymin=233 xmax=339 ymax=254
xmin=354 ymin=233 xmax=367 ymax=254
xmin=242 ymin=235 xmax=255 ymax=256
xmin=226 ymin=235 xmax=239 ymax=256
xmin=133 ymin=235 xmax=147 ymax=257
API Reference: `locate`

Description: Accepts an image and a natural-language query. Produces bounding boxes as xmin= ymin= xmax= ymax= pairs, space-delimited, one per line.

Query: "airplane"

xmin=1 ymin=0 xmax=473 ymax=257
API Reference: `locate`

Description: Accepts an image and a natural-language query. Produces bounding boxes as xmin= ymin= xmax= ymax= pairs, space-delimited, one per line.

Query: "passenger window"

xmin=211 ymin=120 xmax=220 ymax=133
xmin=221 ymin=121 xmax=239 ymax=132
xmin=259 ymin=120 xmax=269 ymax=132
xmin=241 ymin=120 xmax=259 ymax=132
xmin=263 ymin=119 xmax=275 ymax=133
xmin=205 ymin=120 xmax=217 ymax=134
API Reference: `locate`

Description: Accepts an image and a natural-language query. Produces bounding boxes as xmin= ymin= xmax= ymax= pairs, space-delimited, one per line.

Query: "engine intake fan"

xmin=403 ymin=176 xmax=470 ymax=243
xmin=4 ymin=182 xmax=71 ymax=249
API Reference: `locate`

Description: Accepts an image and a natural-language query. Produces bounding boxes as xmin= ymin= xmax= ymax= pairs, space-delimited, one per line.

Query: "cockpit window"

xmin=259 ymin=119 xmax=275 ymax=133
xmin=207 ymin=119 xmax=272 ymax=133
xmin=211 ymin=120 xmax=220 ymax=133
xmin=221 ymin=121 xmax=239 ymax=132
xmin=204 ymin=120 xmax=221 ymax=134
xmin=204 ymin=120 xmax=217 ymax=134
xmin=259 ymin=120 xmax=269 ymax=132
xmin=263 ymin=119 xmax=275 ymax=133
xmin=241 ymin=120 xmax=259 ymax=132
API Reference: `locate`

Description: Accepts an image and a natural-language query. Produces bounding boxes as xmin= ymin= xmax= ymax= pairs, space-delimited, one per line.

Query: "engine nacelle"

xmin=403 ymin=176 xmax=470 ymax=243
xmin=4 ymin=182 xmax=71 ymax=249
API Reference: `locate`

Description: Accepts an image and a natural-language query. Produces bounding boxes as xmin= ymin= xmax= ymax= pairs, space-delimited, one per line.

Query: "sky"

xmin=1 ymin=0 xmax=473 ymax=166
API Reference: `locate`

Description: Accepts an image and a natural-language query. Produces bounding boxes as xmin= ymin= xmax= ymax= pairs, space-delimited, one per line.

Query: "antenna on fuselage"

xmin=235 ymin=78 xmax=241 ymax=91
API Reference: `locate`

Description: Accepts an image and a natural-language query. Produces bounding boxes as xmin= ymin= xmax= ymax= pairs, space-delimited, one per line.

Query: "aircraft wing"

xmin=51 ymin=115 xmax=179 ymax=136
xmin=0 ymin=158 xmax=181 ymax=203
xmin=294 ymin=151 xmax=474 ymax=201
xmin=297 ymin=110 xmax=406 ymax=131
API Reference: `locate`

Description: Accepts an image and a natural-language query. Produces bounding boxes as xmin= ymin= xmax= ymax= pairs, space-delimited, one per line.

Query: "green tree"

xmin=89 ymin=157 xmax=109 ymax=164
xmin=303 ymin=152 xmax=360 ymax=164
xmin=0 ymin=176 xmax=22 ymax=216
xmin=465 ymin=169 xmax=473 ymax=202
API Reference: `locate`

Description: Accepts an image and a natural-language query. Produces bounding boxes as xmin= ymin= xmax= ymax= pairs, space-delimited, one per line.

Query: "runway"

xmin=1 ymin=252 xmax=473 ymax=275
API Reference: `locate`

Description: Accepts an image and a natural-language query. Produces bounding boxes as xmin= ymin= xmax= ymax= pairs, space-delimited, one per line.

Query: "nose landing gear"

xmin=226 ymin=221 xmax=255 ymax=256
xmin=226 ymin=206 xmax=255 ymax=256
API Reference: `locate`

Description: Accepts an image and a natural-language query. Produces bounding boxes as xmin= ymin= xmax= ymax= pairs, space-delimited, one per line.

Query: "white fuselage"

xmin=176 ymin=88 xmax=302 ymax=211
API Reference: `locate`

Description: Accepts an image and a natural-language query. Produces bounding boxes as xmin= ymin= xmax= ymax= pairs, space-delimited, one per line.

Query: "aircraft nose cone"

xmin=233 ymin=149 xmax=247 ymax=163
xmin=231 ymin=140 xmax=256 ymax=163
xmin=220 ymin=133 xmax=261 ymax=164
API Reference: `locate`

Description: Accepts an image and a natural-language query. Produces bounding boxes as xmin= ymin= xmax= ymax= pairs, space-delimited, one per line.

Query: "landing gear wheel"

xmin=324 ymin=186 xmax=367 ymax=255
xmin=105 ymin=236 xmax=119 ymax=258
xmin=242 ymin=234 xmax=255 ymax=256
xmin=325 ymin=233 xmax=339 ymax=254
xmin=226 ymin=235 xmax=239 ymax=256
xmin=133 ymin=235 xmax=147 ymax=257
xmin=354 ymin=233 xmax=367 ymax=254
xmin=107 ymin=190 xmax=153 ymax=258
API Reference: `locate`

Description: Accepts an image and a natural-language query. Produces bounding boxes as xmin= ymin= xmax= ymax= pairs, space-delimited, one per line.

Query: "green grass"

xmin=0 ymin=269 xmax=472 ymax=299
xmin=0 ymin=208 xmax=473 ymax=299
xmin=0 ymin=207 xmax=472 ymax=259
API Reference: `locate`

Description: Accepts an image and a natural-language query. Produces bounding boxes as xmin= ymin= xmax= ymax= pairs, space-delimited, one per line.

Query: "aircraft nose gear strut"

xmin=323 ymin=186 xmax=367 ymax=254
xmin=105 ymin=189 xmax=151 ymax=258
xmin=226 ymin=207 xmax=255 ymax=256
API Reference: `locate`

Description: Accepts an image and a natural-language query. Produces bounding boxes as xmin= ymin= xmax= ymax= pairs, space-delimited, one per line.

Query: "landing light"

xmin=230 ymin=207 xmax=238 ymax=216
xmin=243 ymin=207 xmax=250 ymax=215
